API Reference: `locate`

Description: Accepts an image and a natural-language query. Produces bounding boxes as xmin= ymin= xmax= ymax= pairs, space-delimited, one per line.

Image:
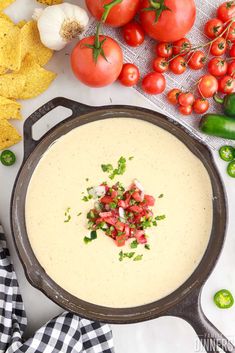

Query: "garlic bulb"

xmin=33 ymin=3 xmax=89 ymax=51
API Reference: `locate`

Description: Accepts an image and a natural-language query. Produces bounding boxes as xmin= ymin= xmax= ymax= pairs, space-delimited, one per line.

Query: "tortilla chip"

xmin=0 ymin=0 xmax=15 ymax=11
xmin=36 ymin=0 xmax=63 ymax=4
xmin=0 ymin=12 xmax=14 ymax=24
xmin=0 ymin=73 xmax=26 ymax=99
xmin=0 ymin=18 xmax=21 ymax=71
xmin=0 ymin=96 xmax=22 ymax=120
xmin=17 ymin=20 xmax=27 ymax=29
xmin=0 ymin=119 xmax=21 ymax=150
xmin=21 ymin=21 xmax=53 ymax=66
xmin=17 ymin=54 xmax=56 ymax=99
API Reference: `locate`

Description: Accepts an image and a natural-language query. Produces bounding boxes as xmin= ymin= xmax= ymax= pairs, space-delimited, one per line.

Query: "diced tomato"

xmin=103 ymin=217 xmax=117 ymax=226
xmin=132 ymin=191 xmax=143 ymax=202
xmin=115 ymin=221 xmax=125 ymax=231
xmin=118 ymin=200 xmax=127 ymax=208
xmin=129 ymin=205 xmax=143 ymax=213
xmin=95 ymin=218 xmax=103 ymax=224
xmin=115 ymin=234 xmax=126 ymax=247
xmin=134 ymin=230 xmax=147 ymax=244
xmin=100 ymin=196 xmax=113 ymax=204
xmin=99 ymin=211 xmax=112 ymax=218
xmin=111 ymin=190 xmax=118 ymax=198
xmin=144 ymin=195 xmax=155 ymax=206
xmin=124 ymin=225 xmax=130 ymax=237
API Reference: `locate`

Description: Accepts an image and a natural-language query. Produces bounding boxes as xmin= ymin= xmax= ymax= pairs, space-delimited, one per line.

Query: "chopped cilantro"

xmin=77 ymin=212 xmax=82 ymax=217
xmin=86 ymin=178 xmax=89 ymax=182
xmin=130 ymin=240 xmax=138 ymax=249
xmin=110 ymin=202 xmax=117 ymax=209
xmin=155 ymin=215 xmax=166 ymax=221
xmin=119 ymin=250 xmax=124 ymax=261
xmin=101 ymin=164 xmax=113 ymax=173
xmin=83 ymin=231 xmax=97 ymax=244
xmin=82 ymin=195 xmax=93 ymax=202
xmin=64 ymin=207 xmax=71 ymax=223
xmin=101 ymin=156 xmax=132 ymax=180
xmin=84 ymin=237 xmax=92 ymax=244
xmin=145 ymin=244 xmax=150 ymax=250
xmin=90 ymin=230 xmax=97 ymax=240
xmin=158 ymin=194 xmax=164 ymax=198
xmin=119 ymin=251 xmax=136 ymax=261
xmin=64 ymin=215 xmax=71 ymax=223
xmin=129 ymin=156 xmax=134 ymax=160
xmin=133 ymin=254 xmax=143 ymax=261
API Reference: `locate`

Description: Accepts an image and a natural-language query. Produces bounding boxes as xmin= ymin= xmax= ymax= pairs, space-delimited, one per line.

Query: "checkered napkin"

xmin=0 ymin=225 xmax=114 ymax=353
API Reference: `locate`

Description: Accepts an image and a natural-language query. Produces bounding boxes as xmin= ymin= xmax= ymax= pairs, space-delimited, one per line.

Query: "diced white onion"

xmin=88 ymin=186 xmax=106 ymax=198
xmin=133 ymin=179 xmax=144 ymax=192
xmin=119 ymin=207 xmax=126 ymax=222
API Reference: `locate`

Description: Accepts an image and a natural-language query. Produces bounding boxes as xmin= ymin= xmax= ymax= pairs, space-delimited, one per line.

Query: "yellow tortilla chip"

xmin=0 ymin=12 xmax=14 ymax=24
xmin=36 ymin=0 xmax=63 ymax=4
xmin=0 ymin=96 xmax=22 ymax=120
xmin=0 ymin=119 xmax=21 ymax=150
xmin=0 ymin=18 xmax=21 ymax=71
xmin=0 ymin=73 xmax=26 ymax=99
xmin=21 ymin=21 xmax=53 ymax=66
xmin=17 ymin=20 xmax=27 ymax=29
xmin=0 ymin=0 xmax=15 ymax=11
xmin=17 ymin=54 xmax=56 ymax=99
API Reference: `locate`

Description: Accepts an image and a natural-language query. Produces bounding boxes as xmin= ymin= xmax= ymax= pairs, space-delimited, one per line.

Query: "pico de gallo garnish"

xmin=83 ymin=179 xmax=166 ymax=257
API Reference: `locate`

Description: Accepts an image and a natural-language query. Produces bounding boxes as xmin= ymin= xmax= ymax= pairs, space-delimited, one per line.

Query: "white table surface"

xmin=1 ymin=1 xmax=235 ymax=352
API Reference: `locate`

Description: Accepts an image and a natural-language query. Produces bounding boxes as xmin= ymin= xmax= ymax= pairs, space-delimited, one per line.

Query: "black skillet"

xmin=11 ymin=97 xmax=234 ymax=353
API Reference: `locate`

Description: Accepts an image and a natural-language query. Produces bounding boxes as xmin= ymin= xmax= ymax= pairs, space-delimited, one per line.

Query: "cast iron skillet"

xmin=11 ymin=97 xmax=234 ymax=353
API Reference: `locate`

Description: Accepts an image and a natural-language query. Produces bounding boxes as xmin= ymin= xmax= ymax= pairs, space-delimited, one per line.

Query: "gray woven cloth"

xmin=0 ymin=225 xmax=114 ymax=353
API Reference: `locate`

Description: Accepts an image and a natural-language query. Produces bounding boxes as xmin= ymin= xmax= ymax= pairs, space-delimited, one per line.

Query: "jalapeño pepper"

xmin=214 ymin=93 xmax=235 ymax=117
xmin=214 ymin=289 xmax=234 ymax=309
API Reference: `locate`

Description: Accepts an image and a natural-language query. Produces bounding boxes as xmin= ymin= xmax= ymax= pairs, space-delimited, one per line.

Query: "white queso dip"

xmin=25 ymin=118 xmax=213 ymax=308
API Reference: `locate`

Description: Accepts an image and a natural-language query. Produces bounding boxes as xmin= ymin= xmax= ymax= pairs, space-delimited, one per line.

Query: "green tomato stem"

xmin=149 ymin=0 xmax=161 ymax=9
xmin=213 ymin=93 xmax=225 ymax=105
xmin=101 ymin=0 xmax=123 ymax=23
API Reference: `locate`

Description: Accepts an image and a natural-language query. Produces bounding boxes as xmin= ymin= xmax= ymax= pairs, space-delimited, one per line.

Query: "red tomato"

xmin=204 ymin=18 xmax=224 ymax=39
xmin=218 ymin=75 xmax=235 ymax=94
xmin=122 ymin=21 xmax=145 ymax=47
xmin=152 ymin=57 xmax=169 ymax=73
xmin=208 ymin=57 xmax=228 ymax=77
xmin=173 ymin=38 xmax=191 ymax=56
xmin=230 ymin=43 xmax=235 ymax=57
xmin=118 ymin=63 xmax=140 ymax=87
xmin=193 ymin=98 xmax=209 ymax=114
xmin=179 ymin=105 xmax=193 ymax=115
xmin=85 ymin=0 xmax=140 ymax=27
xmin=188 ymin=51 xmax=206 ymax=70
xmin=210 ymin=37 xmax=227 ymax=56
xmin=142 ymin=72 xmax=166 ymax=94
xmin=217 ymin=1 xmax=235 ymax=23
xmin=169 ymin=56 xmax=187 ymax=74
xmin=139 ymin=0 xmax=196 ymax=42
xmin=71 ymin=36 xmax=123 ymax=87
xmin=198 ymin=75 xmax=218 ymax=98
xmin=167 ymin=88 xmax=182 ymax=105
xmin=226 ymin=22 xmax=235 ymax=42
xmin=155 ymin=42 xmax=173 ymax=58
xmin=178 ymin=92 xmax=195 ymax=107
xmin=227 ymin=60 xmax=235 ymax=76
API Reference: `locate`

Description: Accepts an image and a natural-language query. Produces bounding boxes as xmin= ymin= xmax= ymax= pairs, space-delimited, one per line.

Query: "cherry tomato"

xmin=210 ymin=37 xmax=227 ymax=56
xmin=152 ymin=57 xmax=169 ymax=73
xmin=179 ymin=105 xmax=193 ymax=115
xmin=173 ymin=38 xmax=191 ymax=56
xmin=122 ymin=21 xmax=145 ymax=47
xmin=169 ymin=56 xmax=187 ymax=75
xmin=208 ymin=57 xmax=228 ymax=77
xmin=178 ymin=92 xmax=195 ymax=107
xmin=155 ymin=42 xmax=173 ymax=58
xmin=198 ymin=75 xmax=218 ymax=98
xmin=218 ymin=75 xmax=235 ymax=94
xmin=193 ymin=98 xmax=209 ymax=114
xmin=71 ymin=35 xmax=123 ymax=87
xmin=167 ymin=88 xmax=182 ymax=105
xmin=85 ymin=0 xmax=140 ymax=27
xmin=217 ymin=1 xmax=235 ymax=23
xmin=118 ymin=63 xmax=140 ymax=87
xmin=226 ymin=22 xmax=235 ymax=42
xmin=227 ymin=60 xmax=235 ymax=76
xmin=139 ymin=0 xmax=196 ymax=42
xmin=142 ymin=72 xmax=166 ymax=95
xmin=229 ymin=43 xmax=235 ymax=57
xmin=204 ymin=18 xmax=224 ymax=39
xmin=188 ymin=51 xmax=206 ymax=70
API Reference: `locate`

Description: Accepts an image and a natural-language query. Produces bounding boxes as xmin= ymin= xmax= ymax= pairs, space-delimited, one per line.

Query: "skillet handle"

xmin=168 ymin=288 xmax=235 ymax=353
xmin=23 ymin=97 xmax=93 ymax=160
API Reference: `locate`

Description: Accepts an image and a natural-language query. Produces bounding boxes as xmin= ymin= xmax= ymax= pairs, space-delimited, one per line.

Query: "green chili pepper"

xmin=214 ymin=93 xmax=235 ymax=117
xmin=214 ymin=289 xmax=234 ymax=309
xmin=227 ymin=160 xmax=235 ymax=178
xmin=0 ymin=150 xmax=16 ymax=166
xmin=199 ymin=114 xmax=235 ymax=140
xmin=219 ymin=145 xmax=235 ymax=162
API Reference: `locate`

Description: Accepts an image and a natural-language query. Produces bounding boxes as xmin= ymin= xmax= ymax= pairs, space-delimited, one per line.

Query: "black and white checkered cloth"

xmin=0 ymin=225 xmax=114 ymax=353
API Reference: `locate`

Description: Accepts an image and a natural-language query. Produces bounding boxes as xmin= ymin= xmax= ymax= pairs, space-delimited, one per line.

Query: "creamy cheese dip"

xmin=25 ymin=118 xmax=213 ymax=308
